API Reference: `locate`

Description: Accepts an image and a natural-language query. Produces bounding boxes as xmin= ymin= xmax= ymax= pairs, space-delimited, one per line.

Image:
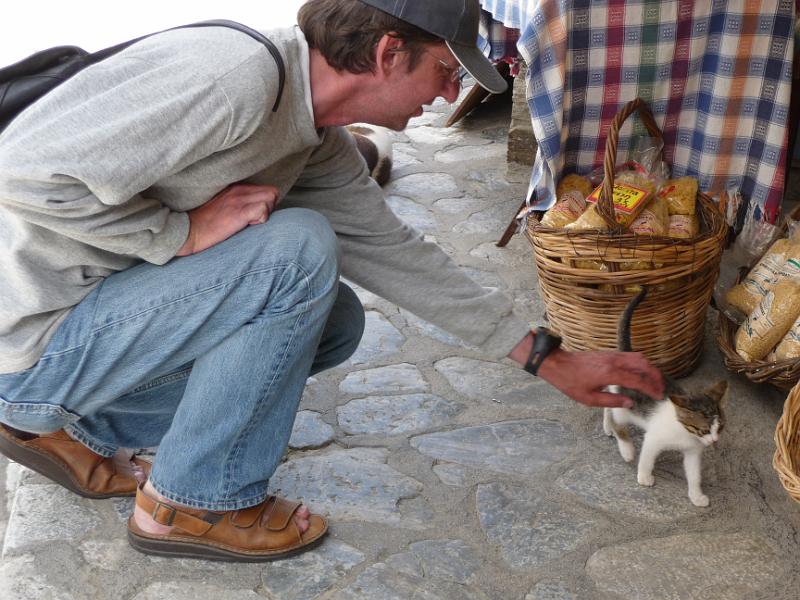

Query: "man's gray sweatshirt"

xmin=0 ymin=25 xmax=529 ymax=374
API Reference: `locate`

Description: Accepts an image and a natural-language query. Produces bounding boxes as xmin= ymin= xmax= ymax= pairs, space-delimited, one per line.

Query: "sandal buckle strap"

xmin=151 ymin=501 xmax=177 ymax=526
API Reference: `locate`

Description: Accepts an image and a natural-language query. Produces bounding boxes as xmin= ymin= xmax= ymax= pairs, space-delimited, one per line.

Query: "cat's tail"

xmin=617 ymin=286 xmax=648 ymax=352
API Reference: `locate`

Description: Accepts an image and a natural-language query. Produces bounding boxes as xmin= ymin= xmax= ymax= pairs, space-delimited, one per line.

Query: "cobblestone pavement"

xmin=3 ymin=91 xmax=800 ymax=600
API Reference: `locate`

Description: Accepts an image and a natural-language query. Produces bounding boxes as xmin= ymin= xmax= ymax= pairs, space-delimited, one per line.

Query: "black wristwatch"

xmin=523 ymin=327 xmax=562 ymax=376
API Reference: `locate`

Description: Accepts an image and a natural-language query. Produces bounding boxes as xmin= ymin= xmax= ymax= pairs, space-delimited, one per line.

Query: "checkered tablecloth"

xmin=477 ymin=9 xmax=522 ymax=74
xmin=497 ymin=0 xmax=793 ymax=224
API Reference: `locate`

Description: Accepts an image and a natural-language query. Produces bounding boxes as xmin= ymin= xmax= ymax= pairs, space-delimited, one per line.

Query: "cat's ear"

xmin=670 ymin=393 xmax=692 ymax=410
xmin=705 ymin=380 xmax=728 ymax=406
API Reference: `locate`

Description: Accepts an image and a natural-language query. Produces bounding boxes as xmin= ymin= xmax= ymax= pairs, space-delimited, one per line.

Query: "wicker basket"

xmin=526 ymin=99 xmax=727 ymax=377
xmin=716 ymin=205 xmax=800 ymax=390
xmin=774 ymin=381 xmax=800 ymax=502
xmin=718 ymin=305 xmax=800 ymax=390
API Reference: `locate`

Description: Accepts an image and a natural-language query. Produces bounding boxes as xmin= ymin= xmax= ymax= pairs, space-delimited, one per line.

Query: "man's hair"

xmin=297 ymin=0 xmax=440 ymax=74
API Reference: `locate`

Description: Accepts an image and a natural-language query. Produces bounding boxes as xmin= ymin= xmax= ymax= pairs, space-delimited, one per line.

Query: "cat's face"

xmin=671 ymin=380 xmax=727 ymax=446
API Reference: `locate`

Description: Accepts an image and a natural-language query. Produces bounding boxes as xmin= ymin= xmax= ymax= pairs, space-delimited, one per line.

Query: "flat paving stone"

xmin=469 ymin=240 xmax=533 ymax=268
xmin=79 ymin=538 xmax=137 ymax=571
xmin=270 ymin=448 xmax=424 ymax=526
xmin=131 ymin=582 xmax=261 ymax=600
xmin=525 ymin=580 xmax=578 ymax=600
xmin=477 ymin=482 xmax=597 ymax=570
xmin=334 ymin=563 xmax=490 ymax=600
xmin=400 ymin=309 xmax=466 ymax=347
xmin=339 ymin=363 xmax=429 ymax=396
xmin=337 ymin=393 xmax=462 ymax=436
xmin=465 ymin=169 xmax=513 ymax=191
xmin=4 ymin=484 xmax=101 ymax=556
xmin=289 ymin=410 xmax=335 ymax=449
xmin=407 ymin=112 xmax=443 ymax=127
xmin=435 ymin=144 xmax=506 ymax=163
xmin=556 ymin=458 xmax=698 ymax=522
xmin=386 ymin=196 xmax=438 ymax=232
xmin=432 ymin=463 xmax=470 ymax=487
xmin=261 ymin=539 xmax=365 ymax=600
xmin=111 ymin=497 xmax=135 ymax=523
xmin=451 ymin=209 xmax=509 ymax=235
xmin=411 ymin=419 xmax=576 ymax=477
xmin=392 ymin=144 xmax=422 ymax=169
xmin=385 ymin=172 xmax=460 ymax=201
xmin=434 ymin=357 xmax=550 ymax=406
xmin=349 ymin=311 xmax=405 ymax=366
xmin=585 ymin=532 xmax=784 ymax=600
xmin=0 ymin=554 xmax=77 ymax=600
xmin=432 ymin=196 xmax=487 ymax=214
xmin=405 ymin=126 xmax=478 ymax=146
xmin=385 ymin=539 xmax=482 ymax=584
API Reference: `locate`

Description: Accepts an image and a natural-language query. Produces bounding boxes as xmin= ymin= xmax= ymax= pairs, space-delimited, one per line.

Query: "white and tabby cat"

xmin=603 ymin=287 xmax=727 ymax=507
xmin=346 ymin=124 xmax=393 ymax=186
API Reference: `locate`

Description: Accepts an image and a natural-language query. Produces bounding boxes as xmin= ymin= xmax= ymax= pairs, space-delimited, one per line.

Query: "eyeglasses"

xmin=422 ymin=48 xmax=463 ymax=85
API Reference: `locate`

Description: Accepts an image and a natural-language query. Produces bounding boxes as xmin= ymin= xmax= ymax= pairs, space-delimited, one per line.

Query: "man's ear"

xmin=375 ymin=33 xmax=405 ymax=77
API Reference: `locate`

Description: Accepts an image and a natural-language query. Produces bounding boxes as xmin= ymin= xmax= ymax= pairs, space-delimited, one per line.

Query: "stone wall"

xmin=507 ymin=63 xmax=537 ymax=167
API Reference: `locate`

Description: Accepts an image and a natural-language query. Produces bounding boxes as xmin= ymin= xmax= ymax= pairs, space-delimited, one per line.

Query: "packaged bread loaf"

xmin=556 ymin=173 xmax=593 ymax=199
xmin=774 ymin=315 xmax=800 ymax=361
xmin=629 ymin=196 xmax=669 ymax=236
xmin=583 ymin=171 xmax=657 ymax=227
xmin=564 ymin=204 xmax=609 ymax=231
xmin=659 ymin=176 xmax=697 ymax=216
xmin=668 ymin=214 xmax=699 ymax=239
xmin=735 ymin=279 xmax=800 ymax=361
xmin=725 ymin=238 xmax=798 ymax=315
xmin=540 ymin=190 xmax=586 ymax=228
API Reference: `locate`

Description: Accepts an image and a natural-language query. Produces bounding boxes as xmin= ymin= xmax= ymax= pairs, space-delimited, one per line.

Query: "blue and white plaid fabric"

xmin=485 ymin=0 xmax=794 ymax=223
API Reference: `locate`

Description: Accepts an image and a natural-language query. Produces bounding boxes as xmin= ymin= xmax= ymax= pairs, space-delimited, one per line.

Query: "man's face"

xmin=374 ymin=43 xmax=462 ymax=131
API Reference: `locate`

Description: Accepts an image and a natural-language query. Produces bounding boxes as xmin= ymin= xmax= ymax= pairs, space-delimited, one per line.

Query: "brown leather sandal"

xmin=0 ymin=424 xmax=149 ymax=498
xmin=127 ymin=484 xmax=328 ymax=562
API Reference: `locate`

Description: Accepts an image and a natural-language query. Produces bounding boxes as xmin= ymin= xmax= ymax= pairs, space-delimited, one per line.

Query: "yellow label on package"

xmin=586 ymin=183 xmax=650 ymax=223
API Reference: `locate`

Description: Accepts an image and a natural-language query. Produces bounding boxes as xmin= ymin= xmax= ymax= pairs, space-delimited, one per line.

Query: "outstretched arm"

xmin=507 ymin=331 xmax=664 ymax=408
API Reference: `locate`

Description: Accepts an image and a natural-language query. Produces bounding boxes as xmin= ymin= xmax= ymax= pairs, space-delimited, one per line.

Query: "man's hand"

xmin=508 ymin=332 xmax=664 ymax=408
xmin=177 ymin=184 xmax=280 ymax=256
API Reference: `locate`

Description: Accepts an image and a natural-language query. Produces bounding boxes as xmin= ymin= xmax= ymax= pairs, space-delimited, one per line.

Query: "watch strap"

xmin=523 ymin=327 xmax=562 ymax=376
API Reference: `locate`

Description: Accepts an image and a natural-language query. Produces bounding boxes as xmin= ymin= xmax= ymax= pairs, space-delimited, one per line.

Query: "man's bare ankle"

xmin=133 ymin=480 xmax=179 ymax=535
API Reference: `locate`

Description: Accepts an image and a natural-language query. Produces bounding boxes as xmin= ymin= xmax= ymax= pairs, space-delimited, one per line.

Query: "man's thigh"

xmin=0 ymin=208 xmax=338 ymax=432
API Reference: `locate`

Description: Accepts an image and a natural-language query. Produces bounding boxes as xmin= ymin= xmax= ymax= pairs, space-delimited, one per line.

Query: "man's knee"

xmin=257 ymin=208 xmax=339 ymax=281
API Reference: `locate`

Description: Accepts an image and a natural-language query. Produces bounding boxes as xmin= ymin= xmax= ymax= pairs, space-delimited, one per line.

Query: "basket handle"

xmin=597 ymin=98 xmax=664 ymax=230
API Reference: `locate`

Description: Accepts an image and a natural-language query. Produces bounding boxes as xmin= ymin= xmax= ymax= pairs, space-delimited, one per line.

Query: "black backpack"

xmin=0 ymin=19 xmax=286 ymax=134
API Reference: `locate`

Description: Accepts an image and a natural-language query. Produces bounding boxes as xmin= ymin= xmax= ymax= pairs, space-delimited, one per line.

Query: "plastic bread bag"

xmin=725 ymin=239 xmax=800 ymax=316
xmin=629 ymin=196 xmax=669 ymax=236
xmin=564 ymin=204 xmax=610 ymax=231
xmin=774 ymin=314 xmax=800 ymax=361
xmin=659 ymin=176 xmax=698 ymax=216
xmin=713 ymin=198 xmax=784 ymax=322
xmin=540 ymin=190 xmax=586 ymax=228
xmin=556 ymin=174 xmax=593 ymax=199
xmin=735 ymin=278 xmax=800 ymax=362
xmin=668 ymin=214 xmax=699 ymax=239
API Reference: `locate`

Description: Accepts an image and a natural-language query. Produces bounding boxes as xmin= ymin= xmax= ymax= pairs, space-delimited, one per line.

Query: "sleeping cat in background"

xmin=346 ymin=124 xmax=393 ymax=186
xmin=603 ymin=287 xmax=728 ymax=507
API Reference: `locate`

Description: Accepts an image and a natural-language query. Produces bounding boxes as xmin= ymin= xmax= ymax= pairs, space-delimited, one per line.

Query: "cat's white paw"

xmin=618 ymin=442 xmax=635 ymax=463
xmin=689 ymin=493 xmax=709 ymax=507
xmin=637 ymin=472 xmax=655 ymax=487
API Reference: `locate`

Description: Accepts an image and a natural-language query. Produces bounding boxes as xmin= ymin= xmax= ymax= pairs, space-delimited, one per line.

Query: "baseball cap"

xmin=358 ymin=0 xmax=508 ymax=94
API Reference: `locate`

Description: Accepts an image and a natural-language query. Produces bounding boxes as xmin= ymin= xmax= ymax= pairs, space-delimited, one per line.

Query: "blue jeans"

xmin=0 ymin=208 xmax=365 ymax=510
